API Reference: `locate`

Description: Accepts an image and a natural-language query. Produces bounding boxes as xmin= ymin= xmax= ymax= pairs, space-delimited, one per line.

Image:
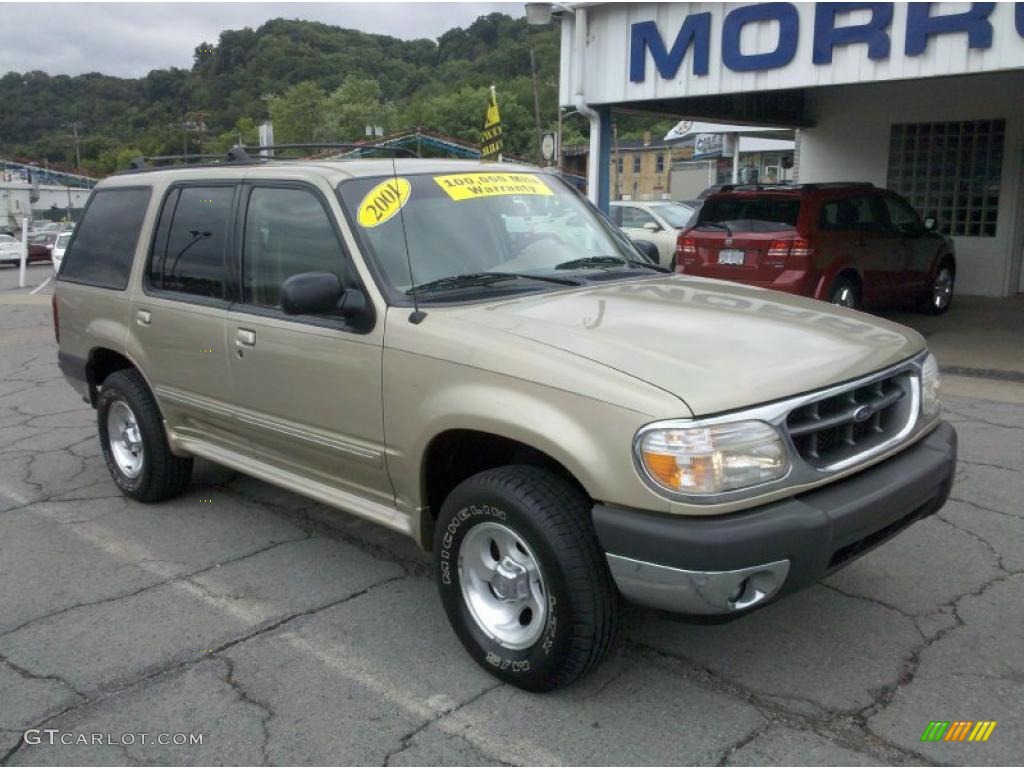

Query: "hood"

xmin=448 ymin=275 xmax=924 ymax=416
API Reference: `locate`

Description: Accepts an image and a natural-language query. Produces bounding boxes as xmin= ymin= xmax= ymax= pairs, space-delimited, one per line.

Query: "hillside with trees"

xmin=0 ymin=13 xmax=573 ymax=174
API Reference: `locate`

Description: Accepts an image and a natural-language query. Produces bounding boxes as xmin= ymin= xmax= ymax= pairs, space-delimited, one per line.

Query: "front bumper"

xmin=594 ymin=421 xmax=957 ymax=616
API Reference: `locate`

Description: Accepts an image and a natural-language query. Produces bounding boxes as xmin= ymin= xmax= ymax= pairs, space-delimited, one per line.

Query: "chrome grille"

xmin=787 ymin=372 xmax=913 ymax=469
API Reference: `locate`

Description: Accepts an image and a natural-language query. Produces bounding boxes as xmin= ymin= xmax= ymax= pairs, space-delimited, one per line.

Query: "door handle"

xmin=136 ymin=310 xmax=151 ymax=326
xmin=235 ymin=328 xmax=256 ymax=347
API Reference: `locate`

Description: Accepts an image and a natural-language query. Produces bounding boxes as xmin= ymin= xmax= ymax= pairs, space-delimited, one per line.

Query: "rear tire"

xmin=434 ymin=465 xmax=619 ymax=692
xmin=97 ymin=369 xmax=192 ymax=502
xmin=920 ymin=261 xmax=955 ymax=315
xmin=828 ymin=275 xmax=861 ymax=310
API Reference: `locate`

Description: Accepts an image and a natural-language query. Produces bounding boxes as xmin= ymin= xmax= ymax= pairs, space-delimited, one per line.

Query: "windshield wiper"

xmin=406 ymin=271 xmax=580 ymax=295
xmin=555 ymin=256 xmax=668 ymax=272
xmin=693 ymin=221 xmax=732 ymax=235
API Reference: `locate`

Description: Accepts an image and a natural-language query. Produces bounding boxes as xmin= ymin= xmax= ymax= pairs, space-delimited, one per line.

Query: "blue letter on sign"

xmin=723 ymin=2 xmax=800 ymax=72
xmin=630 ymin=14 xmax=711 ymax=82
xmin=905 ymin=2 xmax=994 ymax=56
xmin=813 ymin=3 xmax=893 ymax=64
xmin=1017 ymin=3 xmax=1024 ymax=37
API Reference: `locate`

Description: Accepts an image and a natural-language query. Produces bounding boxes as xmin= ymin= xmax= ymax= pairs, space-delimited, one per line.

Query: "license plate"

xmin=718 ymin=249 xmax=746 ymax=266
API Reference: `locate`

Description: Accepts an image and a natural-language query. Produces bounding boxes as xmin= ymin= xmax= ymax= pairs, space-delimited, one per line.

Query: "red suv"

xmin=675 ymin=183 xmax=956 ymax=314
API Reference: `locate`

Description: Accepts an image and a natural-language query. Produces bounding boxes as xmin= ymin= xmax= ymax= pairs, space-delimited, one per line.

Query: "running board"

xmin=172 ymin=435 xmax=411 ymax=537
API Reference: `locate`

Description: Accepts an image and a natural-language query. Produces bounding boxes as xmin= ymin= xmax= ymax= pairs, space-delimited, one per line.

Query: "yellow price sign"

xmin=434 ymin=173 xmax=553 ymax=201
xmin=356 ymin=177 xmax=411 ymax=228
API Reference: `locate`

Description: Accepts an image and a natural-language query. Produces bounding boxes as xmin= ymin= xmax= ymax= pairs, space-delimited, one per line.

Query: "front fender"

xmin=383 ymin=355 xmax=674 ymax=547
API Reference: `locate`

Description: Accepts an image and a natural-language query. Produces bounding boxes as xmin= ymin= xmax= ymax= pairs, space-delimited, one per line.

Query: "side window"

xmin=149 ymin=186 xmax=232 ymax=299
xmin=60 ymin=188 xmax=151 ymax=289
xmin=609 ymin=206 xmax=623 ymax=226
xmin=883 ymin=195 xmax=921 ymax=233
xmin=620 ymin=206 xmax=656 ymax=229
xmin=242 ymin=186 xmax=347 ymax=309
xmin=819 ymin=196 xmax=878 ymax=231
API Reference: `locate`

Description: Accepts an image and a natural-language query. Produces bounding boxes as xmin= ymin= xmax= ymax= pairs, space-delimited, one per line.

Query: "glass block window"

xmin=887 ymin=120 xmax=1004 ymax=237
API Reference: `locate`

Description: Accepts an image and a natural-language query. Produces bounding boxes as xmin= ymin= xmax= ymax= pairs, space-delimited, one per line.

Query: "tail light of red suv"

xmin=765 ymin=237 xmax=814 ymax=268
xmin=675 ymin=235 xmax=697 ymax=271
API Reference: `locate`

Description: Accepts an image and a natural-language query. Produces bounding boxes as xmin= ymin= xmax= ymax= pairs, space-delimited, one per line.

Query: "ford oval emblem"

xmin=853 ymin=405 xmax=874 ymax=423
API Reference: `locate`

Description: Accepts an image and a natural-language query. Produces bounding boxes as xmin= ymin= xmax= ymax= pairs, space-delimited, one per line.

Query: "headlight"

xmin=921 ymin=352 xmax=941 ymax=417
xmin=636 ymin=421 xmax=790 ymax=496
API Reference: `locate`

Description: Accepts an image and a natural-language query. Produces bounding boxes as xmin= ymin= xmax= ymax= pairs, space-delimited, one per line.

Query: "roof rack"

xmin=713 ymin=181 xmax=874 ymax=194
xmin=119 ymin=143 xmax=420 ymax=174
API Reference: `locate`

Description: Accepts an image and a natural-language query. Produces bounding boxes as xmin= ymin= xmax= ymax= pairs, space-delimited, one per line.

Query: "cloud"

xmin=1 ymin=2 xmax=524 ymax=78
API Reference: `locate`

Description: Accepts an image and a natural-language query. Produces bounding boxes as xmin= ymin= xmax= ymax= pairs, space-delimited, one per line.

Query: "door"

xmin=225 ymin=182 xmax=392 ymax=509
xmin=821 ymin=194 xmax=895 ymax=304
xmin=617 ymin=205 xmax=671 ymax=265
xmin=133 ymin=184 xmax=236 ymax=441
xmin=881 ymin=194 xmax=932 ymax=295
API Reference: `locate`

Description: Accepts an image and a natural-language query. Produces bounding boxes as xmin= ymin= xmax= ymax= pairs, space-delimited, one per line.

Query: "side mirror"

xmin=923 ymin=216 xmax=937 ymax=232
xmin=281 ymin=272 xmax=343 ymax=315
xmin=280 ymin=272 xmax=372 ymax=329
xmin=631 ymin=238 xmax=660 ymax=263
xmin=642 ymin=221 xmax=661 ymax=232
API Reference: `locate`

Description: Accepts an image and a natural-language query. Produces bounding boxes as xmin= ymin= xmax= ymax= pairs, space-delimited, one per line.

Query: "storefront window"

xmin=887 ymin=120 xmax=1004 ymax=237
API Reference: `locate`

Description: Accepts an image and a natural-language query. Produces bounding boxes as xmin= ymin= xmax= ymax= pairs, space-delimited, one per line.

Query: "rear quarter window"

xmin=698 ymin=197 xmax=800 ymax=232
xmin=59 ymin=187 xmax=152 ymax=289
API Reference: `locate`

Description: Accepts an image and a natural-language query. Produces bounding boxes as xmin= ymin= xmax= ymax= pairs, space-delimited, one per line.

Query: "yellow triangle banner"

xmin=481 ymin=86 xmax=503 ymax=160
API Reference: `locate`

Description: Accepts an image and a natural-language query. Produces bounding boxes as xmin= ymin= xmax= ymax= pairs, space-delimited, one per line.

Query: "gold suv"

xmin=54 ymin=155 xmax=957 ymax=692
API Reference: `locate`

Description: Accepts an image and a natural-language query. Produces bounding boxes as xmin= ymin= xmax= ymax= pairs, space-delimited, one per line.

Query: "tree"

xmin=0 ymin=14 xmax=572 ymax=171
xmin=322 ymin=76 xmax=395 ymax=141
xmin=209 ymin=117 xmax=261 ymax=152
xmin=266 ymin=81 xmax=326 ymax=144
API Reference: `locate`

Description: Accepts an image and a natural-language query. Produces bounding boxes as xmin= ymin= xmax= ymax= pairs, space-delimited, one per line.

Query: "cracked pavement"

xmin=1 ymin=270 xmax=1021 ymax=766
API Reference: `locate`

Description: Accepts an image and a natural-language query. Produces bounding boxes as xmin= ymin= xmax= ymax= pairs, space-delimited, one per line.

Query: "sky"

xmin=0 ymin=1 xmax=524 ymax=78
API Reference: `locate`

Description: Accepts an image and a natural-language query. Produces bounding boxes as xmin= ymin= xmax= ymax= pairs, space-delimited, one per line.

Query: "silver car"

xmin=610 ymin=201 xmax=695 ymax=267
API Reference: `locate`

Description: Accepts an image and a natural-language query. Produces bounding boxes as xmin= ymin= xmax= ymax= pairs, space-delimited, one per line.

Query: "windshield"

xmin=697 ymin=196 xmax=800 ymax=233
xmin=338 ymin=171 xmax=647 ymax=300
xmin=56 ymin=233 xmax=72 ymax=248
xmin=650 ymin=203 xmax=695 ymax=228
xmin=0 ymin=235 xmax=15 ymax=244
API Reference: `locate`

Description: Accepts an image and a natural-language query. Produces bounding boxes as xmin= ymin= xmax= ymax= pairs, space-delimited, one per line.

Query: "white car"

xmin=610 ymin=201 xmax=695 ymax=267
xmin=0 ymin=234 xmax=23 ymax=265
xmin=52 ymin=231 xmax=73 ymax=273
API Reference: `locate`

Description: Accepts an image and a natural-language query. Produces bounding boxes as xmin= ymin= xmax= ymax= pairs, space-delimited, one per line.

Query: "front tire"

xmin=434 ymin=466 xmax=619 ymax=692
xmin=828 ymin=275 xmax=861 ymax=310
xmin=97 ymin=369 xmax=192 ymax=502
xmin=921 ymin=261 xmax=955 ymax=315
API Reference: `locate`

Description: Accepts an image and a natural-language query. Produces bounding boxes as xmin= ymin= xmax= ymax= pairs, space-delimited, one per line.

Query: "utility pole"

xmin=65 ymin=121 xmax=82 ymax=172
xmin=529 ymin=48 xmax=544 ymax=166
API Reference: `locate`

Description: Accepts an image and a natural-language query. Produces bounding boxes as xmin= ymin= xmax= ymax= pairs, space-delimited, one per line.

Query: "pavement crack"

xmin=820 ymin=582 xmax=922 ymax=624
xmin=0 ymin=534 xmax=311 ymax=640
xmin=221 ymin=656 xmax=273 ymax=765
xmin=0 ymin=653 xmax=88 ymax=702
xmin=947 ymin=495 xmax=1021 ymax=521
xmin=382 ymin=681 xmax=503 ymax=767
xmin=934 ymin=514 xmax=1020 ymax=576
xmin=956 ymin=457 xmax=1021 ymax=473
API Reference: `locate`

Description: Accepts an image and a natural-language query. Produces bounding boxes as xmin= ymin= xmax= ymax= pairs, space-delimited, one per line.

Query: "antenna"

xmin=390 ymin=154 xmax=425 ymax=324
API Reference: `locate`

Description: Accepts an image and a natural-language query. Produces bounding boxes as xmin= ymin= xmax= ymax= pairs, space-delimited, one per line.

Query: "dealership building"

xmin=552 ymin=2 xmax=1024 ymax=297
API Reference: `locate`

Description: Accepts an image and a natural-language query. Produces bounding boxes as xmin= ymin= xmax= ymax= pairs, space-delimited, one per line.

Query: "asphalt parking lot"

xmin=1 ymin=263 xmax=1021 ymax=766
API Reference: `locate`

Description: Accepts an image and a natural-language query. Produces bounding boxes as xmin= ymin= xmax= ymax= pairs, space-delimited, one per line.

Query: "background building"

xmin=555 ymin=1 xmax=1024 ymax=297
